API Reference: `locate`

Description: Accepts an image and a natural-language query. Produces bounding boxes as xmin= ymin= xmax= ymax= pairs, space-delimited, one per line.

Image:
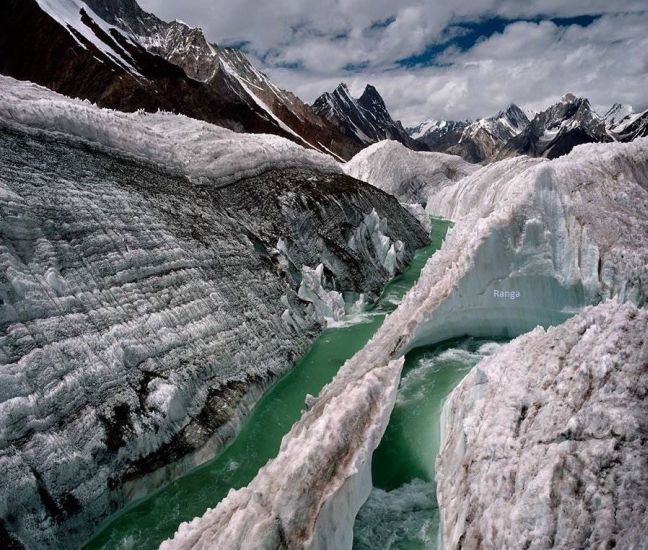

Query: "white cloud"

xmin=137 ymin=0 xmax=648 ymax=124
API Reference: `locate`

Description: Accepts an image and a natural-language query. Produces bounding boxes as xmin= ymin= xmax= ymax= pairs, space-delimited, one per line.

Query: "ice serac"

xmin=162 ymin=137 xmax=648 ymax=548
xmin=437 ymin=301 xmax=648 ymax=549
xmin=344 ymin=140 xmax=478 ymax=225
xmin=0 ymin=76 xmax=428 ymax=548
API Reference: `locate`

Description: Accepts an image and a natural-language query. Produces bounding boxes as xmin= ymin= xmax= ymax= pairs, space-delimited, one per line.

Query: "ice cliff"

xmin=165 ymin=138 xmax=648 ymax=548
xmin=0 ymin=76 xmax=427 ymax=547
xmin=437 ymin=301 xmax=648 ymax=549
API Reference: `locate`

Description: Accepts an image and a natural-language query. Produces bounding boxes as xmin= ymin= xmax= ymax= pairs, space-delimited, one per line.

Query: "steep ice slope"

xmin=0 ymin=81 xmax=427 ymax=547
xmin=162 ymin=140 xmax=648 ymax=548
xmin=344 ymin=141 xmax=478 ymax=223
xmin=437 ymin=301 xmax=648 ymax=549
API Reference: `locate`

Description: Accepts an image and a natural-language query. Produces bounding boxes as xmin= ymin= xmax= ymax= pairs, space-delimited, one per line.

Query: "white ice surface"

xmin=0 ymin=76 xmax=342 ymax=186
xmin=437 ymin=301 xmax=648 ymax=549
xmin=344 ymin=141 xmax=477 ymax=213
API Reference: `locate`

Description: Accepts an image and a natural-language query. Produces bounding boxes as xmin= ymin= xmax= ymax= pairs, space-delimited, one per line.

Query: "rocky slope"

xmin=448 ymin=104 xmax=529 ymax=162
xmin=0 ymin=77 xmax=428 ymax=548
xmin=0 ymin=0 xmax=357 ymax=160
xmin=313 ymin=83 xmax=424 ymax=151
xmin=407 ymin=119 xmax=469 ymax=152
xmin=437 ymin=301 xmax=648 ymax=549
xmin=83 ymin=0 xmax=361 ymax=160
xmin=607 ymin=108 xmax=648 ymax=143
xmin=161 ymin=137 xmax=648 ymax=548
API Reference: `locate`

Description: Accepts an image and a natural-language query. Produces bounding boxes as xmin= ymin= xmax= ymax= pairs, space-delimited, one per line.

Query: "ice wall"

xmin=344 ymin=140 xmax=477 ymax=219
xmin=164 ymin=138 xmax=648 ymax=549
xmin=161 ymin=358 xmax=404 ymax=550
xmin=437 ymin=301 xmax=648 ymax=549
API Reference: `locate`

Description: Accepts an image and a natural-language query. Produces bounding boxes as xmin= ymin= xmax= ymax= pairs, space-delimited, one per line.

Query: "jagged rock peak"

xmin=313 ymin=82 xmax=424 ymax=151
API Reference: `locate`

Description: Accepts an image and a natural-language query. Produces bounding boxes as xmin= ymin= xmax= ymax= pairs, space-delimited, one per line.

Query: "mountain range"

xmin=1 ymin=0 xmax=646 ymax=165
xmin=312 ymin=83 xmax=424 ymax=151
xmin=409 ymin=95 xmax=648 ymax=163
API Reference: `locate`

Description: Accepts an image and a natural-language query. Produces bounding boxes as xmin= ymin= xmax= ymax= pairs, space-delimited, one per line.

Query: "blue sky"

xmin=139 ymin=0 xmax=648 ymax=125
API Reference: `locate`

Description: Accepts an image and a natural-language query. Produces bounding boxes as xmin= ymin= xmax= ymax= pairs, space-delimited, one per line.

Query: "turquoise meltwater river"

xmin=352 ymin=338 xmax=505 ymax=549
xmin=85 ymin=219 xmax=452 ymax=549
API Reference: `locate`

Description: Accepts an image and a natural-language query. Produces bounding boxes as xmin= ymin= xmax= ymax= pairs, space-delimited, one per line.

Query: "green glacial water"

xmin=353 ymin=337 xmax=505 ymax=549
xmin=85 ymin=219 xmax=451 ymax=549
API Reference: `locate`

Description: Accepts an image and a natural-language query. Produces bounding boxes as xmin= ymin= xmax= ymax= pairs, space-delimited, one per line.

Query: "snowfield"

xmin=162 ymin=136 xmax=648 ymax=547
xmin=0 ymin=76 xmax=342 ymax=186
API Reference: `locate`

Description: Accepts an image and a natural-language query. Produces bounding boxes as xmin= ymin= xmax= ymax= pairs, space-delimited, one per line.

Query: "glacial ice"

xmin=0 ymin=76 xmax=342 ymax=187
xmin=165 ymin=137 xmax=648 ymax=548
xmin=160 ymin=357 xmax=405 ymax=550
xmin=344 ymin=140 xmax=478 ymax=219
xmin=437 ymin=301 xmax=648 ymax=549
xmin=298 ymin=263 xmax=347 ymax=323
xmin=0 ymin=77 xmax=428 ymax=547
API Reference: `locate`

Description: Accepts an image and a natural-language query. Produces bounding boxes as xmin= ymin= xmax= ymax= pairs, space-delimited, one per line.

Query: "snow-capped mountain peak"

xmin=497 ymin=94 xmax=610 ymax=160
xmin=604 ymin=103 xmax=634 ymax=127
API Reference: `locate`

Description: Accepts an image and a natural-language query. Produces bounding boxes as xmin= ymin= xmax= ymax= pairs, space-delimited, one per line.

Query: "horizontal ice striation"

xmin=344 ymin=140 xmax=478 ymax=227
xmin=0 ymin=96 xmax=427 ymax=545
xmin=437 ymin=301 xmax=648 ymax=549
xmin=165 ymin=139 xmax=648 ymax=549
xmin=0 ymin=76 xmax=342 ymax=187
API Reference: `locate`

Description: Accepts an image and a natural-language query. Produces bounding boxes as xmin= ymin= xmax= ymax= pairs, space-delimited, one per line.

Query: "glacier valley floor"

xmin=83 ymin=220 xmax=451 ymax=549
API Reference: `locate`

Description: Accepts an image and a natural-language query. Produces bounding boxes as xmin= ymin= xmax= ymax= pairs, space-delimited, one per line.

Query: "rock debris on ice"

xmin=0 ymin=76 xmax=427 ymax=548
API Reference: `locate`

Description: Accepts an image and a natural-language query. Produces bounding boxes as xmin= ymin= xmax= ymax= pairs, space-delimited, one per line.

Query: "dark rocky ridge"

xmin=0 ymin=124 xmax=427 ymax=548
xmin=497 ymin=95 xmax=612 ymax=160
xmin=85 ymin=0 xmax=363 ymax=160
xmin=0 ymin=0 xmax=359 ymax=159
xmin=313 ymin=83 xmax=425 ymax=151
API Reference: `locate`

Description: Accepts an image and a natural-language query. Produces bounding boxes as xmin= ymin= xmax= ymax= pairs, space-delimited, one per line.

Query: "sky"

xmin=138 ymin=0 xmax=648 ymax=126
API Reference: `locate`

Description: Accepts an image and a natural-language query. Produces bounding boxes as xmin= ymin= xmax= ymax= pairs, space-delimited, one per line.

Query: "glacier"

xmin=0 ymin=77 xmax=428 ymax=547
xmin=163 ymin=137 xmax=648 ymax=548
xmin=437 ymin=301 xmax=648 ymax=549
